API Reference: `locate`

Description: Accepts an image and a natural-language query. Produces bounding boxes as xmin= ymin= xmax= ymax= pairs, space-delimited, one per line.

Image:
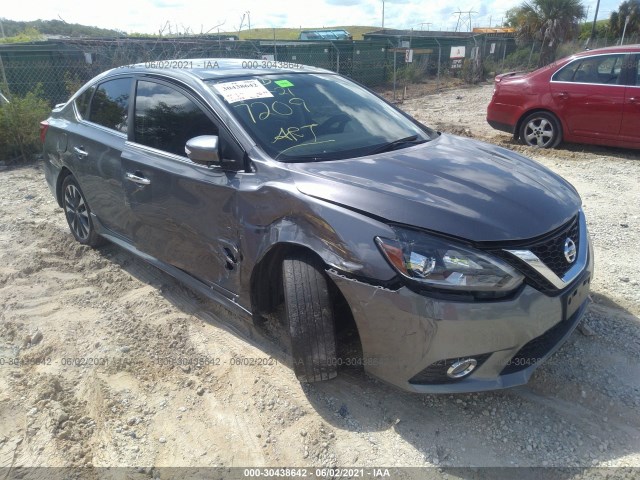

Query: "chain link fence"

xmin=1 ymin=33 xmax=637 ymax=106
xmin=0 ymin=36 xmax=502 ymax=105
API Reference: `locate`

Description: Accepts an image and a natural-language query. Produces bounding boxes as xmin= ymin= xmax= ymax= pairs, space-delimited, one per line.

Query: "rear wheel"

xmin=282 ymin=252 xmax=337 ymax=383
xmin=519 ymin=112 xmax=562 ymax=148
xmin=61 ymin=175 xmax=104 ymax=247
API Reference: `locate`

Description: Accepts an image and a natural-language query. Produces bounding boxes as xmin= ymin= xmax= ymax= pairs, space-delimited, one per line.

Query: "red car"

xmin=487 ymin=45 xmax=640 ymax=149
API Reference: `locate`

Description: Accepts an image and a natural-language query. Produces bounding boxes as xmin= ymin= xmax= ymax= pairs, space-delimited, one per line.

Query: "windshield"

xmin=207 ymin=73 xmax=433 ymax=162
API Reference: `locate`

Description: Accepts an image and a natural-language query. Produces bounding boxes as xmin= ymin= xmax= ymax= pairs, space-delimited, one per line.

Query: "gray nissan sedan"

xmin=41 ymin=59 xmax=593 ymax=393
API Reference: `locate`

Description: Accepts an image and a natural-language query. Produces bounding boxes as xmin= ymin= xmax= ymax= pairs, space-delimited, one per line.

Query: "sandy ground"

xmin=0 ymin=83 xmax=639 ymax=478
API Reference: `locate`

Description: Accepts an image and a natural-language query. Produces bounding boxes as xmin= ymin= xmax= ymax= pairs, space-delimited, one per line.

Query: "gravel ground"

xmin=0 ymin=82 xmax=639 ymax=477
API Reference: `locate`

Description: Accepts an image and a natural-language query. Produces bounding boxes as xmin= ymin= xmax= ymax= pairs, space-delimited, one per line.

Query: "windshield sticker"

xmin=213 ymin=80 xmax=274 ymax=103
xmin=274 ymin=80 xmax=294 ymax=88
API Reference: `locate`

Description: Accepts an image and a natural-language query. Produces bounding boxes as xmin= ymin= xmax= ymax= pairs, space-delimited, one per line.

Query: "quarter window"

xmin=75 ymin=86 xmax=95 ymax=119
xmin=88 ymin=78 xmax=131 ymax=132
xmin=134 ymin=81 xmax=218 ymax=157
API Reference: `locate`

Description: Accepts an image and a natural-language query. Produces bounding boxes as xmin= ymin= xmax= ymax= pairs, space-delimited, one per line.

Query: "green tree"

xmin=0 ymin=26 xmax=43 ymax=44
xmin=506 ymin=0 xmax=586 ymax=67
xmin=609 ymin=0 xmax=640 ymax=41
xmin=578 ymin=19 xmax=610 ymax=41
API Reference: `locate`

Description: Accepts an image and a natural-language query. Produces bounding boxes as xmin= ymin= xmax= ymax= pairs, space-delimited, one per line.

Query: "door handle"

xmin=125 ymin=172 xmax=151 ymax=185
xmin=73 ymin=146 xmax=88 ymax=158
xmin=629 ymin=97 xmax=638 ymax=104
xmin=556 ymin=92 xmax=569 ymax=100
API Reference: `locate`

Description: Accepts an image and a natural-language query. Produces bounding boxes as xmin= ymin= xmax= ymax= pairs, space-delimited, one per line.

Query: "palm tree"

xmin=609 ymin=0 xmax=640 ymax=43
xmin=507 ymin=0 xmax=586 ymax=67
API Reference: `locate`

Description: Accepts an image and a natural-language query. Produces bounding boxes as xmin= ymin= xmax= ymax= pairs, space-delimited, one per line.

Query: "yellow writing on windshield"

xmin=273 ymin=123 xmax=319 ymax=143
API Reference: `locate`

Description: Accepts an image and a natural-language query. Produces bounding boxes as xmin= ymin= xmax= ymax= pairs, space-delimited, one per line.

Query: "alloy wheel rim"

xmin=524 ymin=118 xmax=554 ymax=147
xmin=64 ymin=184 xmax=89 ymax=240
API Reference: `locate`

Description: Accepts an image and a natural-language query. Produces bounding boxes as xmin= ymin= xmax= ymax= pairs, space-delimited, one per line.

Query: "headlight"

xmin=375 ymin=228 xmax=523 ymax=293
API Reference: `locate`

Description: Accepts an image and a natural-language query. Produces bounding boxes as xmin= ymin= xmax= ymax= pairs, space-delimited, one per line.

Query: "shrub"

xmin=503 ymin=47 xmax=536 ymax=71
xmin=0 ymin=84 xmax=51 ymax=164
xmin=63 ymin=71 xmax=86 ymax=97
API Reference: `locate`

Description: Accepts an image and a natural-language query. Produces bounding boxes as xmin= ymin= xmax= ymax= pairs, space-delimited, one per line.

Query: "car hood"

xmin=289 ymin=134 xmax=581 ymax=242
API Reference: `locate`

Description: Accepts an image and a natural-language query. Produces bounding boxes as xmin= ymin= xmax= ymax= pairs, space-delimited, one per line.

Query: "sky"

xmin=1 ymin=0 xmax=622 ymax=35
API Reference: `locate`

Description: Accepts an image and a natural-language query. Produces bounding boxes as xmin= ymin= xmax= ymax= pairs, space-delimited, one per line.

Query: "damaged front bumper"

xmin=328 ymin=263 xmax=592 ymax=393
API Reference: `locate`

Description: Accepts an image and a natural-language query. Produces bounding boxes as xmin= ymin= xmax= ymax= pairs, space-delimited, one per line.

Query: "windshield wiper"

xmin=366 ymin=135 xmax=428 ymax=155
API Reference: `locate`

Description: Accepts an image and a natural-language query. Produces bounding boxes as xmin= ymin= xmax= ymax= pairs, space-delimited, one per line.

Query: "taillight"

xmin=39 ymin=120 xmax=49 ymax=143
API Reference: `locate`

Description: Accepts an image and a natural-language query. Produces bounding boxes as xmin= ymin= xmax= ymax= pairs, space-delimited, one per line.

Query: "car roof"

xmin=573 ymin=44 xmax=640 ymax=57
xmin=121 ymin=58 xmax=333 ymax=80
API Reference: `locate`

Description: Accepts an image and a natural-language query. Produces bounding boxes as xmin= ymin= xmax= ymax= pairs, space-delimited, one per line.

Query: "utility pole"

xmin=382 ymin=0 xmax=385 ymax=29
xmin=621 ymin=15 xmax=630 ymax=45
xmin=586 ymin=0 xmax=600 ymax=48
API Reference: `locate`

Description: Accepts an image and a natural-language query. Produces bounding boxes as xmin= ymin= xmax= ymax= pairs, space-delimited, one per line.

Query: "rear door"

xmin=67 ymin=77 xmax=134 ymax=238
xmin=620 ymin=54 xmax=640 ymax=145
xmin=122 ymin=78 xmax=247 ymax=296
xmin=550 ymin=54 xmax=627 ymax=140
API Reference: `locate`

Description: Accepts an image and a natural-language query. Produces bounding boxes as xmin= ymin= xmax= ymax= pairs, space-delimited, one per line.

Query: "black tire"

xmin=282 ymin=252 xmax=337 ymax=383
xmin=61 ymin=175 xmax=104 ymax=247
xmin=519 ymin=111 xmax=562 ymax=148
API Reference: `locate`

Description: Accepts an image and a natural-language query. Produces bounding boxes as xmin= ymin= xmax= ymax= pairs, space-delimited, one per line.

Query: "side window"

xmin=573 ymin=55 xmax=624 ymax=84
xmin=75 ymin=86 xmax=95 ymax=119
xmin=134 ymin=81 xmax=218 ymax=157
xmin=88 ymin=78 xmax=131 ymax=132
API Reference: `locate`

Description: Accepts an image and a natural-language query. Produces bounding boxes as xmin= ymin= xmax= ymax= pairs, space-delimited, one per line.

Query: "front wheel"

xmin=61 ymin=175 xmax=104 ymax=247
xmin=282 ymin=252 xmax=337 ymax=383
xmin=519 ymin=112 xmax=562 ymax=148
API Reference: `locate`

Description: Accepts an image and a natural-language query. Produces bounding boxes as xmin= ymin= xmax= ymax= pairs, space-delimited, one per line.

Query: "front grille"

xmin=490 ymin=215 xmax=581 ymax=294
xmin=500 ymin=307 xmax=583 ymax=375
xmin=409 ymin=353 xmax=492 ymax=385
xmin=529 ymin=216 xmax=579 ymax=279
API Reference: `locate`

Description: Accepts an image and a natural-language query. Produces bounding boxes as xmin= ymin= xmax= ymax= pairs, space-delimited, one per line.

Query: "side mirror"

xmin=185 ymin=135 xmax=220 ymax=165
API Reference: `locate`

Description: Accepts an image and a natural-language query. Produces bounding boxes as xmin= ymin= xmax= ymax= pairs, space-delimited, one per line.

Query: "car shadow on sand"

xmin=94 ymin=241 xmax=640 ymax=476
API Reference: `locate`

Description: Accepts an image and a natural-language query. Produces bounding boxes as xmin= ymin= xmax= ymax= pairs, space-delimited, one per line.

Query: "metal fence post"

xmin=527 ymin=41 xmax=535 ymax=68
xmin=0 ymin=53 xmax=9 ymax=96
xmin=393 ymin=49 xmax=397 ymax=102
xmin=501 ymin=39 xmax=507 ymax=71
xmin=273 ymin=28 xmax=278 ymax=61
xmin=435 ymin=38 xmax=441 ymax=92
xmin=331 ymin=42 xmax=340 ymax=74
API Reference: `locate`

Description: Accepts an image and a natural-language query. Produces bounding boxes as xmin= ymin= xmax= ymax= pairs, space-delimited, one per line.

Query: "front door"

xmin=122 ymin=78 xmax=246 ymax=296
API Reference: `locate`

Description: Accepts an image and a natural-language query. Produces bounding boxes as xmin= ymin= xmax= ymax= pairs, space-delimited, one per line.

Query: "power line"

xmin=453 ymin=10 xmax=477 ymax=32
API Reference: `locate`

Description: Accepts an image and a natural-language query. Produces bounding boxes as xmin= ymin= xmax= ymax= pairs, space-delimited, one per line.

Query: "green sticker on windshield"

xmin=275 ymin=80 xmax=294 ymax=87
